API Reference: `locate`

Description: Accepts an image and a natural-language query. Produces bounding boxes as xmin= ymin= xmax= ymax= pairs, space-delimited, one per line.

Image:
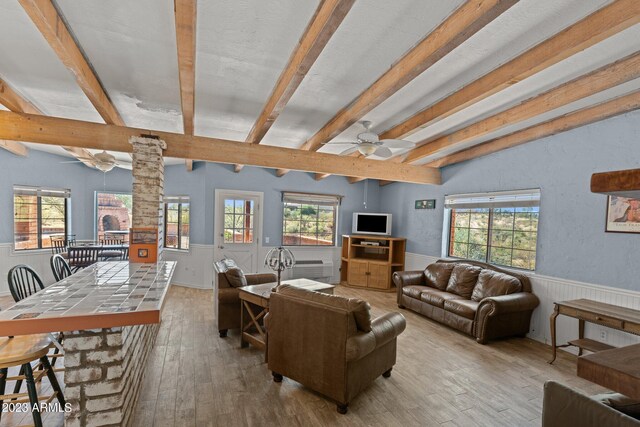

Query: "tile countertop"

xmin=0 ymin=261 xmax=176 ymax=336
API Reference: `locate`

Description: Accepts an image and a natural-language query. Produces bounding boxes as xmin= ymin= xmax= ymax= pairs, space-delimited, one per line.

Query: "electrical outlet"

xmin=265 ymin=237 xmax=270 ymax=244
xmin=600 ymin=330 xmax=608 ymax=341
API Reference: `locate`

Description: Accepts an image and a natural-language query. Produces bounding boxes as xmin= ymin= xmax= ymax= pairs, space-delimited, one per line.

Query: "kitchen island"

xmin=0 ymin=261 xmax=176 ymax=426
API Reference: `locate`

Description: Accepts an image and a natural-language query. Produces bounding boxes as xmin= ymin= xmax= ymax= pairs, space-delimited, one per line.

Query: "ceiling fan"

xmin=61 ymin=150 xmax=132 ymax=172
xmin=321 ymin=121 xmax=416 ymax=158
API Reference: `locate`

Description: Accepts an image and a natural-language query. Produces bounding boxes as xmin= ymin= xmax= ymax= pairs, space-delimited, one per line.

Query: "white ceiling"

xmin=0 ymin=0 xmax=637 ymax=169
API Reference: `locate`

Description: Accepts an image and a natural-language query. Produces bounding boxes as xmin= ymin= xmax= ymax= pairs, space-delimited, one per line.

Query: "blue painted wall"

xmin=0 ymin=149 xmax=133 ymax=243
xmin=164 ymin=162 xmax=380 ymax=245
xmin=0 ymin=149 xmax=380 ymax=246
xmin=380 ymin=110 xmax=640 ymax=290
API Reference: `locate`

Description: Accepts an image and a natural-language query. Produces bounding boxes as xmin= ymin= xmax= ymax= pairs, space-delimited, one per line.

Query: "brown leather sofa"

xmin=542 ymin=381 xmax=640 ymax=426
xmin=266 ymin=284 xmax=406 ymax=414
xmin=213 ymin=259 xmax=276 ymax=337
xmin=393 ymin=259 xmax=539 ymax=343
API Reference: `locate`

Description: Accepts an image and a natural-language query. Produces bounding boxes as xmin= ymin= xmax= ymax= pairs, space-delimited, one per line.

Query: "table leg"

xmin=549 ymin=305 xmax=560 ymax=364
xmin=240 ymin=301 xmax=248 ymax=348
xmin=578 ymin=319 xmax=585 ymax=356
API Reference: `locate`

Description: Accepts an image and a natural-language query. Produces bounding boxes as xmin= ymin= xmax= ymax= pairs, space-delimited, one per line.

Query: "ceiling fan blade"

xmin=321 ymin=141 xmax=358 ymax=145
xmin=339 ymin=146 xmax=358 ymax=156
xmin=374 ymin=146 xmax=393 ymax=158
xmin=380 ymin=139 xmax=415 ymax=148
xmin=59 ymin=160 xmax=86 ymax=164
xmin=115 ymin=161 xmax=133 ymax=170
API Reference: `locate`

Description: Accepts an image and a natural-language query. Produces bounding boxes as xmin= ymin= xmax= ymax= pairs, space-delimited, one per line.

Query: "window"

xmin=223 ymin=198 xmax=255 ymax=243
xmin=13 ymin=185 xmax=70 ymax=250
xmin=282 ymin=192 xmax=340 ymax=246
xmin=95 ymin=192 xmax=132 ymax=242
xmin=445 ymin=189 xmax=540 ymax=270
xmin=164 ymin=196 xmax=190 ymax=250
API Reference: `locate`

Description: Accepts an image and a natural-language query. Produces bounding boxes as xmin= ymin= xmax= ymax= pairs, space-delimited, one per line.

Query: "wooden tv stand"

xmin=340 ymin=235 xmax=406 ymax=292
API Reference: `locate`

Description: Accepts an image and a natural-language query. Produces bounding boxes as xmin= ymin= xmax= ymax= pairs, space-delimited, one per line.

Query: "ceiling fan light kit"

xmin=323 ymin=121 xmax=416 ymax=158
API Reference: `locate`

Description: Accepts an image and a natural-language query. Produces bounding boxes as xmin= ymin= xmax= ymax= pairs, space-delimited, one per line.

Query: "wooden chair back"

xmin=50 ymin=234 xmax=76 ymax=254
xmin=100 ymin=236 xmax=124 ymax=245
xmin=67 ymin=247 xmax=100 ymax=270
xmin=50 ymin=254 xmax=72 ymax=282
xmin=7 ymin=265 xmax=45 ymax=302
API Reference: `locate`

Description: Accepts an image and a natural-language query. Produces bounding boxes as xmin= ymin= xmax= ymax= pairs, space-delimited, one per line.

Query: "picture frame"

xmin=605 ymin=195 xmax=640 ymax=234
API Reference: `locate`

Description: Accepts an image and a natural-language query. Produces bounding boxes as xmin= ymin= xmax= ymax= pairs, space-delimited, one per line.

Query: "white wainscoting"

xmin=404 ymin=252 xmax=640 ymax=353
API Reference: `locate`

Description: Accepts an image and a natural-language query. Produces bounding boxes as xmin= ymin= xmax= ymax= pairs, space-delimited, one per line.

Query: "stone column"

xmin=63 ymin=325 xmax=160 ymax=426
xmin=130 ymin=136 xmax=166 ymax=261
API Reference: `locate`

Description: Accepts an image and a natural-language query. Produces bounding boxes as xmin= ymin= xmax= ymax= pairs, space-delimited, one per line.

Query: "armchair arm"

xmin=346 ymin=312 xmax=406 ymax=362
xmin=246 ymin=272 xmax=278 ymax=285
xmin=542 ymin=381 xmax=640 ymax=427
xmin=393 ymin=271 xmax=425 ymax=305
xmin=478 ymin=292 xmax=539 ymax=316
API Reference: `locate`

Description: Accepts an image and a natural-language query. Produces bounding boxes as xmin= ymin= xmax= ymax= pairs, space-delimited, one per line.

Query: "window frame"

xmin=444 ymin=189 xmax=540 ymax=271
xmin=282 ymin=196 xmax=339 ymax=247
xmin=13 ymin=187 xmax=69 ymax=252
xmin=163 ymin=198 xmax=190 ymax=251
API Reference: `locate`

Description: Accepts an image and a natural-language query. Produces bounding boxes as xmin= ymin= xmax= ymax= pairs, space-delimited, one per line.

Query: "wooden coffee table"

xmin=238 ymin=278 xmax=335 ymax=351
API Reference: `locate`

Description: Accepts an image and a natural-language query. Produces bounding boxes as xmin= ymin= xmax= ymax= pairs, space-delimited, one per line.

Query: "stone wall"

xmin=130 ymin=136 xmax=166 ymax=260
xmin=64 ymin=324 xmax=160 ymax=426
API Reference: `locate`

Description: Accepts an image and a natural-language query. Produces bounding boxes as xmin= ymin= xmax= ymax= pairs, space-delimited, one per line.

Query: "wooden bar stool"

xmin=0 ymin=335 xmax=65 ymax=427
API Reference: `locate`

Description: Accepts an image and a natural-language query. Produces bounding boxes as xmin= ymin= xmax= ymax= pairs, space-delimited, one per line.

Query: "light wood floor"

xmin=1 ymin=285 xmax=606 ymax=427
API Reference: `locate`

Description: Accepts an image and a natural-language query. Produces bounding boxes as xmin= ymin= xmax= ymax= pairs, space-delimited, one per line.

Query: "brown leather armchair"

xmin=266 ymin=284 xmax=406 ymax=414
xmin=214 ymin=259 xmax=276 ymax=337
xmin=543 ymin=381 xmax=640 ymax=426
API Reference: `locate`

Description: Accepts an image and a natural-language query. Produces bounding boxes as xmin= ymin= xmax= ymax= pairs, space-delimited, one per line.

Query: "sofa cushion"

xmin=445 ymin=264 xmax=482 ymax=299
xmin=225 ymin=267 xmax=247 ymax=288
xmin=275 ymin=284 xmax=372 ymax=332
xmin=424 ymin=262 xmax=456 ymax=290
xmin=420 ymin=289 xmax=463 ymax=308
xmin=471 ymin=270 xmax=522 ymax=302
xmin=402 ymin=285 xmax=431 ymax=299
xmin=444 ymin=299 xmax=479 ymax=320
xmin=593 ymin=392 xmax=640 ymax=419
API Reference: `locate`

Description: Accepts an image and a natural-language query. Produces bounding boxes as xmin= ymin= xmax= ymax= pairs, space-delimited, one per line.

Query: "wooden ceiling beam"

xmin=0 ymin=75 xmax=95 ymax=165
xmin=296 ymin=0 xmax=517 ymax=154
xmin=0 ymin=111 xmax=442 ymax=185
xmin=314 ymin=173 xmax=331 ymax=181
xmin=426 ymin=91 xmax=640 ymax=168
xmin=0 ymin=77 xmax=31 ymax=156
xmin=174 ymin=0 xmax=197 ymax=171
xmin=19 ymin=0 xmax=124 ymax=126
xmin=380 ymin=0 xmax=640 ymax=141
xmin=348 ymin=177 xmax=365 ymax=184
xmin=403 ymin=52 xmax=640 ymax=164
xmin=235 ymin=0 xmax=356 ymax=172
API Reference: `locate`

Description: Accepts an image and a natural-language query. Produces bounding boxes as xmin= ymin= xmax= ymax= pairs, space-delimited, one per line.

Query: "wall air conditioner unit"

xmin=290 ymin=260 xmax=334 ymax=282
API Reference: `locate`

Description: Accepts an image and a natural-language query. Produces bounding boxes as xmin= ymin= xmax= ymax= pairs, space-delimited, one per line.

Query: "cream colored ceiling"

xmin=0 ymin=0 xmax=637 ymax=168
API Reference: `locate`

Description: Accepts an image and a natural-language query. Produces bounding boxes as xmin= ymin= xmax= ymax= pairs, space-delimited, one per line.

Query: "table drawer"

xmin=576 ymin=310 xmax=624 ymax=329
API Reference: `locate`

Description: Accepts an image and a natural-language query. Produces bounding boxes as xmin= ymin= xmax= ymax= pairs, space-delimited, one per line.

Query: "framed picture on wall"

xmin=605 ymin=196 xmax=640 ymax=234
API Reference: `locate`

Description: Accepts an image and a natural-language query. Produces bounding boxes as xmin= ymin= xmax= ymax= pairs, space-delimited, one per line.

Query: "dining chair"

xmin=50 ymin=254 xmax=72 ymax=282
xmin=49 ymin=234 xmax=76 ymax=255
xmin=7 ymin=265 xmax=44 ymax=303
xmin=67 ymin=247 xmax=100 ymax=271
xmin=99 ymin=237 xmax=126 ymax=261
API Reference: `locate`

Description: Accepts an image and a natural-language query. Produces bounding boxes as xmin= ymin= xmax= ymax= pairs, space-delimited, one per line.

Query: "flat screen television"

xmin=352 ymin=213 xmax=392 ymax=236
